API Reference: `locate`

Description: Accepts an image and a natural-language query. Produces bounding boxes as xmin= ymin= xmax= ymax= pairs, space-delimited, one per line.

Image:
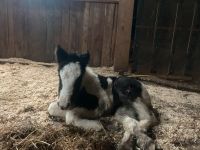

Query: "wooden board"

xmin=133 ymin=0 xmax=157 ymax=73
xmin=26 ymin=0 xmax=47 ymax=62
xmin=101 ymin=4 xmax=115 ymax=66
xmin=133 ymin=0 xmax=200 ymax=81
xmin=45 ymin=0 xmax=63 ymax=61
xmin=170 ymin=0 xmax=194 ymax=76
xmin=11 ymin=0 xmax=29 ymax=59
xmin=87 ymin=3 xmax=105 ymax=66
xmin=60 ymin=0 xmax=70 ymax=51
xmin=114 ymin=0 xmax=135 ymax=71
xmin=0 ymin=0 xmax=133 ymax=68
xmin=0 ymin=0 xmax=9 ymax=57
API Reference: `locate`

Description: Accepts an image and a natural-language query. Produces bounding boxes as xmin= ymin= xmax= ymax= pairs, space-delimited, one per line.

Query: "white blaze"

xmin=58 ymin=62 xmax=81 ymax=108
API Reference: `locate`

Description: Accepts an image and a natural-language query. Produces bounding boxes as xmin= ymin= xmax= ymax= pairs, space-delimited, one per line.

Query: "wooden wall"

xmin=0 ymin=0 xmax=134 ymax=68
xmin=132 ymin=0 xmax=200 ymax=79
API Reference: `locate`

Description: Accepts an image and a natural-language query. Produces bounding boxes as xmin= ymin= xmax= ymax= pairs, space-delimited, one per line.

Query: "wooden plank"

xmin=74 ymin=0 xmax=119 ymax=3
xmin=45 ymin=0 xmax=63 ymax=61
xmin=0 ymin=0 xmax=9 ymax=58
xmin=69 ymin=2 xmax=85 ymax=52
xmin=60 ymin=0 xmax=70 ymax=51
xmin=135 ymin=40 xmax=155 ymax=73
xmin=135 ymin=0 xmax=159 ymax=73
xmin=190 ymin=31 xmax=200 ymax=80
xmin=68 ymin=1 xmax=90 ymax=53
xmin=101 ymin=4 xmax=115 ymax=66
xmin=152 ymin=0 xmax=177 ymax=74
xmin=80 ymin=2 xmax=90 ymax=53
xmin=110 ymin=4 xmax=118 ymax=66
xmin=9 ymin=0 xmax=29 ymax=59
xmin=184 ymin=0 xmax=198 ymax=76
xmin=88 ymin=3 xmax=105 ymax=66
xmin=171 ymin=0 xmax=195 ymax=76
xmin=189 ymin=1 xmax=200 ymax=80
xmin=26 ymin=0 xmax=47 ymax=62
xmin=114 ymin=0 xmax=134 ymax=72
xmin=6 ymin=0 xmax=15 ymax=58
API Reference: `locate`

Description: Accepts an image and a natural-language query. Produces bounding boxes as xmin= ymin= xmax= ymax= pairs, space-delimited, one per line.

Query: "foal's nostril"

xmin=57 ymin=102 xmax=71 ymax=110
xmin=60 ymin=106 xmax=66 ymax=110
xmin=66 ymin=103 xmax=71 ymax=108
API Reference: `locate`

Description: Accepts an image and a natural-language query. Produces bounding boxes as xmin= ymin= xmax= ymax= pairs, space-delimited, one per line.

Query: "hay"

xmin=0 ymin=119 xmax=121 ymax=150
xmin=0 ymin=60 xmax=200 ymax=150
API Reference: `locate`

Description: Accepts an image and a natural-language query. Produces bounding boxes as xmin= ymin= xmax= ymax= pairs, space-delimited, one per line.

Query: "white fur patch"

xmin=82 ymin=67 xmax=113 ymax=111
xmin=58 ymin=62 xmax=81 ymax=108
xmin=65 ymin=110 xmax=77 ymax=124
xmin=48 ymin=101 xmax=66 ymax=118
xmin=74 ymin=119 xmax=102 ymax=131
xmin=141 ymin=84 xmax=152 ymax=107
xmin=65 ymin=110 xmax=102 ymax=131
xmin=133 ymin=98 xmax=151 ymax=122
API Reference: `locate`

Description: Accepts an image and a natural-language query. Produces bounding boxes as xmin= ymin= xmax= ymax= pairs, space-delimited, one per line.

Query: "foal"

xmin=48 ymin=46 xmax=158 ymax=149
xmin=48 ymin=46 xmax=114 ymax=131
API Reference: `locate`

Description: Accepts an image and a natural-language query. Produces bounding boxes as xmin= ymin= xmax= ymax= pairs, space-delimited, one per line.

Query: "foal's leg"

xmin=48 ymin=101 xmax=66 ymax=119
xmin=65 ymin=108 xmax=103 ymax=131
xmin=115 ymin=114 xmax=139 ymax=150
xmin=115 ymin=113 xmax=155 ymax=150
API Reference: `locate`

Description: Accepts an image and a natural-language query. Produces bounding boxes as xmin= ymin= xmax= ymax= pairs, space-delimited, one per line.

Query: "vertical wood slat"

xmin=0 ymin=0 xmax=124 ymax=67
xmin=101 ymin=4 xmax=115 ymax=66
xmin=134 ymin=0 xmax=158 ymax=73
xmin=150 ymin=0 xmax=160 ymax=73
xmin=88 ymin=3 xmax=105 ymax=66
xmin=151 ymin=0 xmax=179 ymax=75
xmin=69 ymin=1 xmax=91 ymax=54
xmin=69 ymin=2 xmax=85 ymax=52
xmin=170 ymin=0 xmax=196 ymax=76
xmin=167 ymin=0 xmax=181 ymax=74
xmin=0 ymin=0 xmax=9 ymax=57
xmin=133 ymin=0 xmax=200 ymax=80
xmin=80 ymin=2 xmax=90 ymax=53
xmin=114 ymin=0 xmax=135 ymax=72
xmin=60 ymin=0 xmax=70 ymax=52
xmin=46 ymin=0 xmax=63 ymax=61
xmin=184 ymin=0 xmax=198 ymax=75
xmin=190 ymin=0 xmax=200 ymax=79
xmin=26 ymin=0 xmax=47 ymax=62
xmin=13 ymin=0 xmax=29 ymax=59
xmin=7 ymin=0 xmax=15 ymax=57
xmin=111 ymin=4 xmax=118 ymax=65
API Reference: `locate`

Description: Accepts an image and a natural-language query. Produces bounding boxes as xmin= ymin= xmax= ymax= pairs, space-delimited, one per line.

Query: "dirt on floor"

xmin=0 ymin=59 xmax=199 ymax=150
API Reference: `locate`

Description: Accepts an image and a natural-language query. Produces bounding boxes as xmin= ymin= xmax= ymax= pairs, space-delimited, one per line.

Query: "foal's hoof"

xmin=118 ymin=135 xmax=137 ymax=150
xmin=137 ymin=133 xmax=155 ymax=150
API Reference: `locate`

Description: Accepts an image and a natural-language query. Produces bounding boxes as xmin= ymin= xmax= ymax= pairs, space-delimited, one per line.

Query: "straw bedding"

xmin=0 ymin=59 xmax=199 ymax=150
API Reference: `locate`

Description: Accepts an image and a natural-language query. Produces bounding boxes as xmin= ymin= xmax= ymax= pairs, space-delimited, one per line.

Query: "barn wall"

xmin=132 ymin=0 xmax=200 ymax=79
xmin=0 ymin=0 xmax=129 ymax=67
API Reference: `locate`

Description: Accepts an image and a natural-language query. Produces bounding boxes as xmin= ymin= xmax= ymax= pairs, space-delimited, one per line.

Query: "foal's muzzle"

xmin=57 ymin=102 xmax=71 ymax=110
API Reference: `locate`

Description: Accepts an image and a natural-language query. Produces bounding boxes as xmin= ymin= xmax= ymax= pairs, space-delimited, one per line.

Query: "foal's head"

xmin=55 ymin=46 xmax=90 ymax=110
xmin=113 ymin=77 xmax=142 ymax=104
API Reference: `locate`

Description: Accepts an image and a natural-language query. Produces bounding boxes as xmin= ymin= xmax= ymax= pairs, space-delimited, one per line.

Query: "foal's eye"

xmin=125 ymin=89 xmax=131 ymax=94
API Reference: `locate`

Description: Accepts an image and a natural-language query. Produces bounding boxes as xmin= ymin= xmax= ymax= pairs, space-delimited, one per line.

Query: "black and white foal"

xmin=48 ymin=46 xmax=158 ymax=149
xmin=48 ymin=46 xmax=114 ymax=130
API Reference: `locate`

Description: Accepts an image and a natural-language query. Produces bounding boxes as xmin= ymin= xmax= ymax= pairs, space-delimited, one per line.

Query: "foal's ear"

xmin=80 ymin=51 xmax=90 ymax=65
xmin=55 ymin=45 xmax=68 ymax=63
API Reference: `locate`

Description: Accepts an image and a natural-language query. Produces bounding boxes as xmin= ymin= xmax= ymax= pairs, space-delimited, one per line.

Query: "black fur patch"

xmin=114 ymin=76 xmax=142 ymax=100
xmin=109 ymin=85 xmax=123 ymax=116
xmin=58 ymin=76 xmax=62 ymax=96
xmin=98 ymin=75 xmax=108 ymax=89
xmin=108 ymin=76 xmax=142 ymax=117
xmin=56 ymin=45 xmax=89 ymax=96
xmin=72 ymin=87 xmax=99 ymax=110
